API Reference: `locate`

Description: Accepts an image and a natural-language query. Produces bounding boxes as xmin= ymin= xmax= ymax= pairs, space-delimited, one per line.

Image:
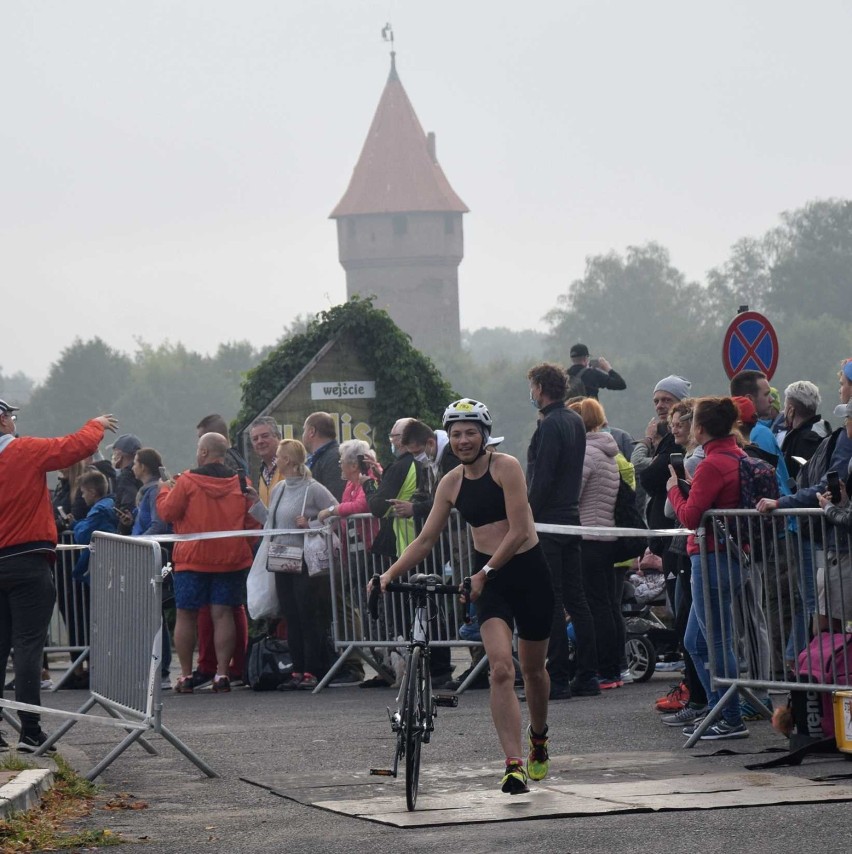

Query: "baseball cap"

xmin=109 ymin=433 xmax=142 ymax=455
xmin=570 ymin=343 xmax=589 ymax=358
xmin=834 ymin=402 xmax=852 ymax=419
xmin=0 ymin=398 xmax=20 ymax=415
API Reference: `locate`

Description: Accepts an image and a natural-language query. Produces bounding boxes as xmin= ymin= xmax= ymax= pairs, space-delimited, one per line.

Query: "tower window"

xmin=444 ymin=214 xmax=455 ymax=235
xmin=392 ymin=214 xmax=408 ymax=236
xmin=347 ymin=219 xmax=356 ymax=239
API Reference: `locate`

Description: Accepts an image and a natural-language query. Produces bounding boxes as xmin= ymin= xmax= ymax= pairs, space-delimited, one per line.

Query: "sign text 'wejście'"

xmin=311 ymin=381 xmax=376 ymax=400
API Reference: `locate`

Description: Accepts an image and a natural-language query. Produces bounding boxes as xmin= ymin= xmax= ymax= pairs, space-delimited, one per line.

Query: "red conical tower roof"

xmin=330 ymin=55 xmax=468 ymax=218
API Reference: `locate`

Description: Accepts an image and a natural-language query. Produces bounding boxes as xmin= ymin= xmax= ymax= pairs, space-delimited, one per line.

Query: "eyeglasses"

xmin=0 ymin=412 xmax=15 ymax=422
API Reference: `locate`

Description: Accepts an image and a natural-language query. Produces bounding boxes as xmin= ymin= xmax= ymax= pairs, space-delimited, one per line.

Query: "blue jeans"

xmin=786 ymin=541 xmax=818 ymax=663
xmin=685 ymin=551 xmax=742 ymax=725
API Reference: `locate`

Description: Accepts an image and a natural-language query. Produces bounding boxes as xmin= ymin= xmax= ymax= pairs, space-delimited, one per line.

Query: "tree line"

xmin=8 ymin=197 xmax=852 ymax=468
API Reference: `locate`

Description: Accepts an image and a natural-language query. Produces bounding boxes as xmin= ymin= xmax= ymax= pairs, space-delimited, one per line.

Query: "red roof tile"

xmin=330 ymin=58 xmax=468 ymax=217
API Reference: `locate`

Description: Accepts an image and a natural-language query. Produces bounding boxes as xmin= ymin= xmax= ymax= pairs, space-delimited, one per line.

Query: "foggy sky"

xmin=4 ymin=1 xmax=851 ymax=380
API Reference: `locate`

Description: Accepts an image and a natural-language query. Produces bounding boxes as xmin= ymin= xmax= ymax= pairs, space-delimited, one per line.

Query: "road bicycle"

xmin=368 ymin=572 xmax=470 ymax=810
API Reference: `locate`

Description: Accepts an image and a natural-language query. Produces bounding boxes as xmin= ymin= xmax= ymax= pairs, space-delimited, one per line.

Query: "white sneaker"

xmin=620 ymin=669 xmax=634 ymax=684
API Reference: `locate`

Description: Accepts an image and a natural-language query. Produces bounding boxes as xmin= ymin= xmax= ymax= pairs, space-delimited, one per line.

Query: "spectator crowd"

xmin=2 ymin=343 xmax=852 ymax=752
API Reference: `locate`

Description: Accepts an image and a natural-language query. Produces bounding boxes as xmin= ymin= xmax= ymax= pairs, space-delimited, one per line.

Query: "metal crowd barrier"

xmin=0 ymin=532 xmax=216 ymax=780
xmin=318 ymin=510 xmax=484 ymax=691
xmin=686 ymin=508 xmax=851 ymax=748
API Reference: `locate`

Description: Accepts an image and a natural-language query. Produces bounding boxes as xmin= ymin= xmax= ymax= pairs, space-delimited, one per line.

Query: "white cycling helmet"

xmin=442 ymin=398 xmax=493 ymax=435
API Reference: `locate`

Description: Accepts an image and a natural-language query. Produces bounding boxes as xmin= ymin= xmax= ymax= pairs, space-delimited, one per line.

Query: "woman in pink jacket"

xmin=317 ymin=440 xmax=380 ymax=552
xmin=568 ymin=399 xmax=622 ymax=689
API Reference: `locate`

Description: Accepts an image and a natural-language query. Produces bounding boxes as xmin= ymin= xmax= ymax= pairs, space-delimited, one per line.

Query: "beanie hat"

xmin=732 ymin=395 xmax=758 ymax=428
xmin=653 ymin=375 xmax=691 ymax=401
xmin=843 ymin=361 xmax=852 ymax=382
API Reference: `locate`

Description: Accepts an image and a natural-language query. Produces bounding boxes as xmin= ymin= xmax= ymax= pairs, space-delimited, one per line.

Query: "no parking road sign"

xmin=722 ymin=310 xmax=779 ymax=380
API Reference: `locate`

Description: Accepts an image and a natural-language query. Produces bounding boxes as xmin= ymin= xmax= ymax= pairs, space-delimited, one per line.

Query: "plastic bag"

xmin=247 ymin=539 xmax=280 ymax=619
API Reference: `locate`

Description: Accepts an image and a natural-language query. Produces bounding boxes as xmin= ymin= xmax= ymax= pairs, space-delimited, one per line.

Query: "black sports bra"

xmin=454 ymin=454 xmax=507 ymax=528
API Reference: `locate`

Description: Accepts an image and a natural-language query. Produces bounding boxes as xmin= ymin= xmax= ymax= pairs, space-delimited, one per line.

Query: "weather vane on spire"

xmin=381 ymin=22 xmax=395 ymax=55
xmin=381 ymin=22 xmax=397 ymax=76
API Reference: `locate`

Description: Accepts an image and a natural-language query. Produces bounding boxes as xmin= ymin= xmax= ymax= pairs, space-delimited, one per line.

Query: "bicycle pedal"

xmin=434 ymin=694 xmax=459 ymax=708
xmin=370 ymin=769 xmax=395 ymax=777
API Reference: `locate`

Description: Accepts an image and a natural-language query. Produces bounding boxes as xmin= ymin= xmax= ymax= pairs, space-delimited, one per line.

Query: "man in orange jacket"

xmin=0 ymin=399 xmax=118 ymax=753
xmin=156 ymin=432 xmax=259 ymax=694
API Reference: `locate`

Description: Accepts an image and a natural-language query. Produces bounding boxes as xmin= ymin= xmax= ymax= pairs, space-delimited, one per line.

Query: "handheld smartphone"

xmin=159 ymin=466 xmax=171 ymax=482
xmin=670 ymin=452 xmax=686 ymax=480
xmin=237 ymin=467 xmax=248 ymax=494
xmin=357 ymin=453 xmax=370 ymax=475
xmin=57 ymin=506 xmax=69 ymax=521
xmin=827 ymin=470 xmax=841 ymax=504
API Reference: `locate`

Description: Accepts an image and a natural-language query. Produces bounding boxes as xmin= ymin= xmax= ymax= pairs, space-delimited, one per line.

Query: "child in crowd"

xmin=72 ymin=470 xmax=118 ymax=585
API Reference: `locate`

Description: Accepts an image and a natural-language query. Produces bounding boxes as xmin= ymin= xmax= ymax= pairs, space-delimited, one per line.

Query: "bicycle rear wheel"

xmin=404 ymin=646 xmax=424 ymax=810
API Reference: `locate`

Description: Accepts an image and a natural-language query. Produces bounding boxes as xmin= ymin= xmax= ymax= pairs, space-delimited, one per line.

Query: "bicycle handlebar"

xmin=368 ymin=574 xmax=472 ymax=621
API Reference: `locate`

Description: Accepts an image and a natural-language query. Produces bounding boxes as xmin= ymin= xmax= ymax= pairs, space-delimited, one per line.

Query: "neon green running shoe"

xmin=527 ymin=724 xmax=550 ymax=781
xmin=501 ymin=760 xmax=529 ymax=794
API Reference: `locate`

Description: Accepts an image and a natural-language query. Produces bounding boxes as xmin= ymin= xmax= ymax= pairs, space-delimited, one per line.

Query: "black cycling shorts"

xmin=474 ymin=544 xmax=554 ymax=641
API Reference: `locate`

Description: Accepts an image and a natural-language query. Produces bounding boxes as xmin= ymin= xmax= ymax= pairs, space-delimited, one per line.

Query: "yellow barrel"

xmin=833 ymin=690 xmax=852 ymax=753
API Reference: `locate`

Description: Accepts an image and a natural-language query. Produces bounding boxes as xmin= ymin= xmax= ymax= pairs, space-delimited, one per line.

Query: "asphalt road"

xmin=22 ymin=670 xmax=852 ymax=854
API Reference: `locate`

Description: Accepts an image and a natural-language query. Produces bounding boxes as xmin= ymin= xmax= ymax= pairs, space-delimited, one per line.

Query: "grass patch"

xmin=0 ymin=753 xmax=122 ymax=851
xmin=0 ymin=753 xmax=34 ymax=773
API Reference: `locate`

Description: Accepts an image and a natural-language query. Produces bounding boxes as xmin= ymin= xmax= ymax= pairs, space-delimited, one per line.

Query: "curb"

xmin=0 ymin=767 xmax=55 ymax=818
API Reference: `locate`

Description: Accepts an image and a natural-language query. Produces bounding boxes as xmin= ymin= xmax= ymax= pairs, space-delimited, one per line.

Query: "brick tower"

xmin=330 ymin=54 xmax=468 ymax=356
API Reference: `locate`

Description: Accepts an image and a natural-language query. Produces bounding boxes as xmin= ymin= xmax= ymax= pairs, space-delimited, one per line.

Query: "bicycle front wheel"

xmin=404 ymin=645 xmax=425 ymax=811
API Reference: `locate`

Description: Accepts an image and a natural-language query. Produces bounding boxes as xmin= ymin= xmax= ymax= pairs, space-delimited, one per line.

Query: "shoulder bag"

xmin=266 ymin=485 xmax=308 ymax=574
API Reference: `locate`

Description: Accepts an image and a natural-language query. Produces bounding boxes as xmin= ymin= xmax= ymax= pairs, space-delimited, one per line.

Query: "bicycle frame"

xmin=368 ymin=573 xmax=466 ymax=810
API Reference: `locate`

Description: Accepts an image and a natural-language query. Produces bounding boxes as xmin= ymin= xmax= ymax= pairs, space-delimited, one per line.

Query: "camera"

xmin=357 ymin=453 xmax=370 ymax=475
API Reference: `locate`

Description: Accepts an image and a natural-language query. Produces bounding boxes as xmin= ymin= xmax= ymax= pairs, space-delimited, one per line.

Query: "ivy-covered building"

xmin=235 ymin=298 xmax=456 ymax=475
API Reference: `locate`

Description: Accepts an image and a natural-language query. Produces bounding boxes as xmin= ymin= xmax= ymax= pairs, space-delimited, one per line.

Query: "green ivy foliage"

xmin=234 ymin=297 xmax=457 ymax=464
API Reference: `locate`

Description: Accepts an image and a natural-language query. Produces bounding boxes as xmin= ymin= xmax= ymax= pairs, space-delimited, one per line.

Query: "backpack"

xmin=244 ymin=635 xmax=293 ymax=691
xmin=796 ymin=427 xmax=844 ymax=546
xmin=792 ymin=631 xmax=852 ymax=739
xmin=566 ymin=364 xmax=587 ymax=398
xmin=797 ymin=426 xmax=842 ymax=492
xmin=717 ymin=451 xmax=780 ymax=563
xmin=611 ymin=476 xmax=649 ymax=563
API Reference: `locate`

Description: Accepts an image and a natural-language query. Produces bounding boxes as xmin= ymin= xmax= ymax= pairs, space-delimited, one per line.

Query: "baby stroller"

xmin=622 ymin=576 xmax=679 ymax=682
